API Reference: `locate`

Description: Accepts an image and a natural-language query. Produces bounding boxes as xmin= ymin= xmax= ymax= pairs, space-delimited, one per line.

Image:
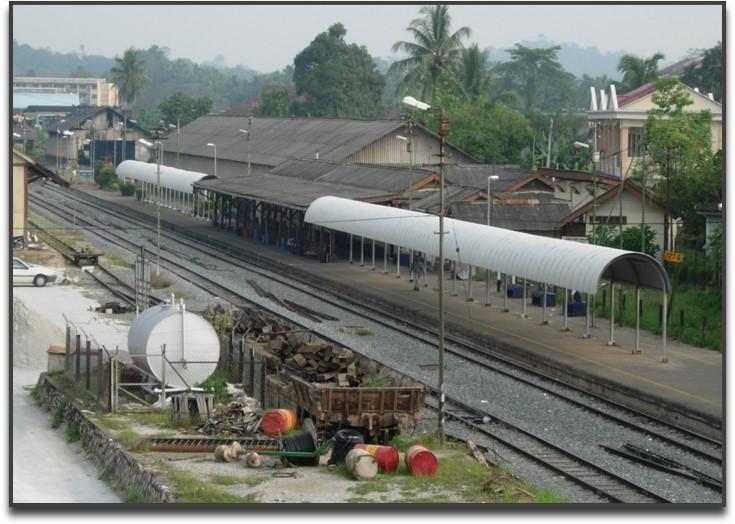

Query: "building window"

xmin=590 ymin=216 xmax=627 ymax=225
xmin=628 ymin=127 xmax=645 ymax=157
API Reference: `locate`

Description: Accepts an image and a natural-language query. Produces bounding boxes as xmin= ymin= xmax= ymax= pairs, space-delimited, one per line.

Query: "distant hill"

xmin=13 ymin=39 xmax=115 ymax=77
xmin=486 ymin=37 xmax=626 ymax=79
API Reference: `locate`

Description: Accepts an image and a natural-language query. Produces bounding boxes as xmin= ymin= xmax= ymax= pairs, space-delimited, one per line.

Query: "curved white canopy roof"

xmin=305 ymin=196 xmax=670 ymax=295
xmin=116 ymin=160 xmax=213 ymax=194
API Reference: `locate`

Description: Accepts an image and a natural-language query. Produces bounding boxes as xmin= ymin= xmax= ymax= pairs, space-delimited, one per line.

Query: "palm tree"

xmin=458 ymin=44 xmax=522 ymax=108
xmin=617 ymin=52 xmax=665 ymax=92
xmin=390 ymin=4 xmax=471 ymax=101
xmin=110 ymin=48 xmax=149 ymax=109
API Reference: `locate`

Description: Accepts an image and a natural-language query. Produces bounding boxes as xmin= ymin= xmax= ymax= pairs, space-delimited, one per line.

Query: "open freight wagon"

xmin=285 ymin=374 xmax=424 ymax=443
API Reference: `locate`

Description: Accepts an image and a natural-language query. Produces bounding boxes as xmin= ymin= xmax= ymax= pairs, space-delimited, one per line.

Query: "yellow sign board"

xmin=663 ymin=251 xmax=684 ymax=263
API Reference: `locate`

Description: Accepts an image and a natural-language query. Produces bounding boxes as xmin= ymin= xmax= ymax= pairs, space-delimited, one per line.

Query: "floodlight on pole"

xmin=402 ymin=94 xmax=445 ymax=445
xmin=486 ymin=175 xmax=499 ymax=227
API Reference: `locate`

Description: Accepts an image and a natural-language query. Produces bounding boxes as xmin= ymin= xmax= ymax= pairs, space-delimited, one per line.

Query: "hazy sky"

xmin=11 ymin=3 xmax=722 ymax=72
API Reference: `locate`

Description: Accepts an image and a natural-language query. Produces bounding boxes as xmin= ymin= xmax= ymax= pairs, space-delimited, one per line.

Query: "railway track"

xmin=29 ymin=186 xmax=721 ymax=502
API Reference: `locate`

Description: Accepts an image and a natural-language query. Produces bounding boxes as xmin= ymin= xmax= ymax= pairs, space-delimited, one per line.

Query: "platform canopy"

xmin=116 ymin=160 xmax=214 ymax=194
xmin=305 ymin=196 xmax=670 ymax=295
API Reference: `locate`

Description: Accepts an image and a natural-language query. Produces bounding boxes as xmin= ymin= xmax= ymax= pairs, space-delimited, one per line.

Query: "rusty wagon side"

xmin=287 ymin=375 xmax=424 ymax=442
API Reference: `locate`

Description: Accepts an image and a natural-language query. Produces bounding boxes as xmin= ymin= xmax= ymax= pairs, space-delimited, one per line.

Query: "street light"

xmin=486 ymin=175 xmax=499 ymax=226
xmin=401 ymin=95 xmax=448 ymax=445
xmin=138 ymin=135 xmax=164 ymax=275
xmin=206 ymin=143 xmax=217 ymax=178
xmin=238 ymin=125 xmax=252 ymax=177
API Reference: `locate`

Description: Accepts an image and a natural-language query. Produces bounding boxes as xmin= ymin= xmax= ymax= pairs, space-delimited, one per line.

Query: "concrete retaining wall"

xmin=36 ymin=373 xmax=173 ymax=503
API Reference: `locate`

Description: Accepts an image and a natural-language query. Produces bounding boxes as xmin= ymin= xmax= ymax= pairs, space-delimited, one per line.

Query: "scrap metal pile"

xmin=198 ymin=392 xmax=261 ymax=436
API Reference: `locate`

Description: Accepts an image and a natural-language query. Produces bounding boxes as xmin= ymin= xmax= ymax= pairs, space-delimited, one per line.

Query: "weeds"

xmin=208 ymin=475 xmax=242 ymax=486
xmin=124 ymin=486 xmax=148 ymax=504
xmin=198 ymin=370 xmax=229 ymax=404
xmin=66 ymin=420 xmax=81 ymax=442
xmin=118 ymin=429 xmax=141 ymax=448
xmin=51 ymin=400 xmax=67 ymax=429
xmin=166 ymin=469 xmax=258 ymax=503
xmin=150 ymin=274 xmax=172 ymax=289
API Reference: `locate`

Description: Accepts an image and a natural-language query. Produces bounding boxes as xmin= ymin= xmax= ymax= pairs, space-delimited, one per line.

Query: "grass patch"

xmin=150 ymin=274 xmax=172 ymax=289
xmin=209 ymin=475 xmax=243 ymax=486
xmin=103 ymin=252 xmax=133 ymax=268
xmin=51 ymin=400 xmax=67 ymax=429
xmin=97 ymin=414 xmax=129 ymax=431
xmin=127 ymin=411 xmax=177 ymax=429
xmin=124 ymin=486 xmax=149 ymax=504
xmin=25 ymin=385 xmax=41 ymax=403
xmin=243 ymin=476 xmax=268 ymax=488
xmin=118 ymin=429 xmax=141 ymax=448
xmin=532 ymin=488 xmax=568 ymax=503
xmin=66 ymin=419 xmax=81 ymax=442
xmin=388 ymin=432 xmax=464 ymax=452
xmin=166 ymin=468 xmax=258 ymax=503
xmin=361 ymin=375 xmax=391 ymax=388
xmin=173 ymin=290 xmax=188 ymax=300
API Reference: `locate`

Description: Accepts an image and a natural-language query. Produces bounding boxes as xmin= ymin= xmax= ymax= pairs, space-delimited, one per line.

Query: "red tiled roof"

xmin=616 ymin=83 xmax=657 ymax=107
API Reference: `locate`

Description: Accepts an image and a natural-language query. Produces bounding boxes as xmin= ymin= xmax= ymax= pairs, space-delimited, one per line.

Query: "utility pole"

xmin=591 ymin=122 xmax=598 ymax=245
xmin=437 ymin=109 xmax=448 ymax=446
xmin=546 ymin=118 xmax=554 ymax=168
xmin=176 ymin=117 xmax=181 ymax=169
xmin=247 ymin=116 xmax=252 ymax=177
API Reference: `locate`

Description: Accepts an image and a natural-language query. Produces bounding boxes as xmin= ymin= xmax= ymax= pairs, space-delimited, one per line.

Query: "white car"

xmin=12 ymin=258 xmax=65 ymax=287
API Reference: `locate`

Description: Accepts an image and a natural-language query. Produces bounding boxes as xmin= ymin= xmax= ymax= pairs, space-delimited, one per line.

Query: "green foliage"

xmin=97 ymin=415 xmax=128 ymax=431
xmin=412 ymin=76 xmax=532 ymax=164
xmin=707 ymin=227 xmax=722 ymax=286
xmin=617 ymin=52 xmax=665 ymax=92
xmin=119 ymin=182 xmax=136 ymax=196
xmin=117 ymin=429 xmax=141 ymax=448
xmin=390 ymin=5 xmax=471 ymax=101
xmin=166 ymin=468 xmax=258 ymax=503
xmin=94 ymin=162 xmax=116 ymax=189
xmin=124 ymin=486 xmax=149 ymax=504
xmin=158 ymin=91 xmax=214 ymax=127
xmin=51 ymin=400 xmax=67 ymax=429
xmin=587 ymin=224 xmax=617 ymax=247
xmin=150 ymin=273 xmax=172 ymax=289
xmin=31 ymin=128 xmax=47 ymax=163
xmin=680 ymin=42 xmax=722 ymax=101
xmin=645 ymin=78 xmax=719 ymax=246
xmin=111 ymin=48 xmax=149 ymax=109
xmin=292 ymin=23 xmax=384 ymax=118
xmin=257 ymin=86 xmax=291 ymax=117
xmin=587 ymin=225 xmax=658 ymax=257
xmin=198 ymin=369 xmax=229 ymax=404
xmin=66 ymin=419 xmax=81 ymax=442
xmin=526 ymin=110 xmax=590 ymax=170
xmin=496 ymin=44 xmax=577 ymax=112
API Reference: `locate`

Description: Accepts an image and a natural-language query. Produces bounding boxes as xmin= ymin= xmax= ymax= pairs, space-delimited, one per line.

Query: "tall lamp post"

xmin=238 ymin=123 xmax=253 ymax=177
xmin=206 ymin=142 xmax=217 ymax=178
xmin=402 ymin=95 xmax=447 ymax=444
xmin=485 ymin=175 xmax=499 ymax=306
xmin=573 ymin=140 xmax=600 ymax=244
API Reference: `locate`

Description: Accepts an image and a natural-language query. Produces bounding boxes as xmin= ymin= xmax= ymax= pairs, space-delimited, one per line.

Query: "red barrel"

xmin=260 ymin=408 xmax=296 ymax=436
xmin=354 ymin=444 xmax=400 ymax=472
xmin=406 ymin=445 xmax=437 ymax=476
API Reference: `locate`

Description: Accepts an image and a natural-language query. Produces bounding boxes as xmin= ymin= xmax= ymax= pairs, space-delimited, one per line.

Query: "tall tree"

xmin=158 ymin=91 xmax=213 ymax=127
xmin=496 ymin=44 xmax=576 ymax=112
xmin=617 ymin=52 xmax=664 ymax=92
xmin=110 ymin=48 xmax=149 ymax=109
xmin=257 ymin=86 xmax=291 ymax=117
xmin=292 ymin=23 xmax=384 ymax=118
xmin=390 ymin=4 xmax=471 ymax=101
xmin=680 ymin=42 xmax=722 ymax=101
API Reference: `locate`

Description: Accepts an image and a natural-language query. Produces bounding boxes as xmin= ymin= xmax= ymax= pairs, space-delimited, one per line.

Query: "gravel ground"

xmin=29 ymin=186 xmax=722 ymax=504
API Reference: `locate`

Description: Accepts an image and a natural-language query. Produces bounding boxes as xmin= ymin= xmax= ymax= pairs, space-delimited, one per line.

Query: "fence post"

xmin=75 ymin=334 xmax=81 ymax=382
xmin=85 ymin=338 xmax=92 ymax=390
xmin=97 ymin=349 xmax=103 ymax=401
xmin=64 ymin=325 xmax=71 ymax=375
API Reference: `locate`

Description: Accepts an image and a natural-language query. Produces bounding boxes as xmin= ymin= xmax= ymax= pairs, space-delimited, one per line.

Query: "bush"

xmin=135 ymin=188 xmax=143 ymax=201
xmin=94 ymin=162 xmax=117 ymax=190
xmin=120 ymin=182 xmax=136 ymax=196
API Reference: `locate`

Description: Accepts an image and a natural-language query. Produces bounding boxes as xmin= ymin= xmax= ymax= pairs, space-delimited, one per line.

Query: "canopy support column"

xmin=633 ymin=286 xmax=641 ymax=354
xmin=371 ymin=239 xmax=376 ymax=271
xmin=423 ymin=255 xmax=428 ymax=288
xmin=541 ymin=283 xmax=548 ymax=325
xmin=396 ymin=246 xmax=401 ymax=278
xmin=409 ymin=250 xmax=414 ymax=282
xmin=349 ymin=234 xmax=353 ymax=263
xmin=383 ymin=242 xmax=388 ymax=274
xmin=451 ymin=263 xmax=457 ymax=295
xmin=360 ymin=236 xmax=365 ymax=267
xmin=608 ymin=280 xmax=616 ymax=346
xmin=562 ymin=288 xmax=569 ymax=331
xmin=583 ymin=292 xmax=591 ymax=338
xmin=661 ymin=289 xmax=669 ymax=363
xmin=484 ymin=269 xmax=491 ymax=307
xmin=521 ymin=279 xmax=528 ymax=318
xmin=466 ymin=266 xmax=474 ymax=302
xmin=502 ymin=274 xmax=509 ymax=312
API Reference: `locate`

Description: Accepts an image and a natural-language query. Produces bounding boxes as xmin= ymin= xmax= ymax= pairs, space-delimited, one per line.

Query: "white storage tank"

xmin=128 ymin=302 xmax=220 ymax=389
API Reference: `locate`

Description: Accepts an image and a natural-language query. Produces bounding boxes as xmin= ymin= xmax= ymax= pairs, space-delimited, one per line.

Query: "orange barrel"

xmin=260 ymin=408 xmax=296 ymax=436
xmin=354 ymin=444 xmax=400 ymax=472
xmin=406 ymin=445 xmax=437 ymax=476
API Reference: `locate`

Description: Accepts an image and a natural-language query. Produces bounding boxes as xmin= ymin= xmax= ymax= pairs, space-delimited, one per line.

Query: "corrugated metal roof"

xmin=194 ymin=173 xmax=396 ymax=211
xmin=444 ymin=164 xmax=533 ymax=191
xmin=269 ymin=158 xmax=435 ymax=193
xmin=165 ymin=116 xmax=405 ymax=168
xmin=412 ymin=186 xmax=482 ymax=214
xmin=305 ymin=196 xmax=670 ymax=294
xmin=450 ymin=200 xmax=571 ymax=232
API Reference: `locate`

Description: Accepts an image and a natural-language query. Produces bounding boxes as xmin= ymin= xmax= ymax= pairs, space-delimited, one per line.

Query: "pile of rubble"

xmin=198 ymin=388 xmax=261 ymax=436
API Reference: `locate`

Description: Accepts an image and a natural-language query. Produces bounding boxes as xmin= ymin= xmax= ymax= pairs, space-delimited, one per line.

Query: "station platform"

xmin=74 ymin=187 xmax=724 ymax=437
